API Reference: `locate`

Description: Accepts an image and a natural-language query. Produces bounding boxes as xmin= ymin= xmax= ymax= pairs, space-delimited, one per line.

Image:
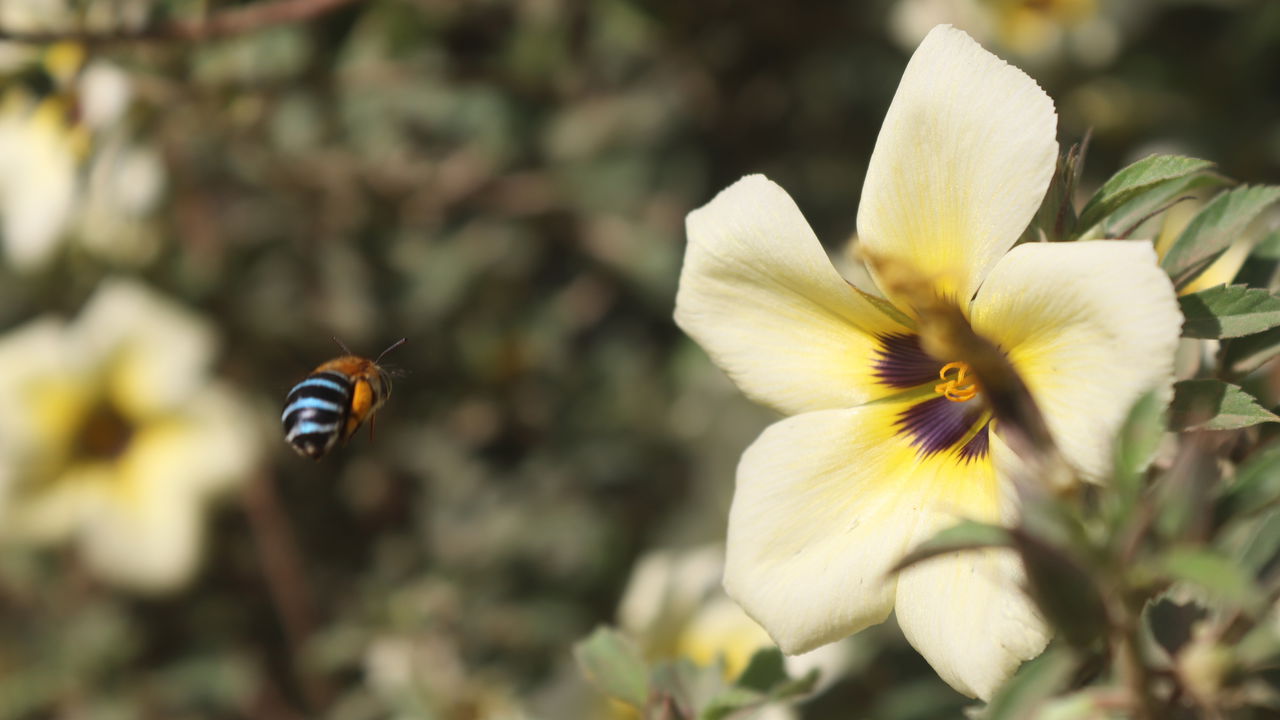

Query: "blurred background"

xmin=0 ymin=0 xmax=1276 ymax=717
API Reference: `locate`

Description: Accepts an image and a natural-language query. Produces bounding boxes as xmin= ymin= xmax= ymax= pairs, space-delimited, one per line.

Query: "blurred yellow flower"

xmin=618 ymin=545 xmax=847 ymax=688
xmin=0 ymin=43 xmax=164 ymax=270
xmin=0 ymin=280 xmax=259 ymax=592
xmin=1152 ymin=193 xmax=1271 ymax=296
xmin=891 ymin=0 xmax=1121 ymax=68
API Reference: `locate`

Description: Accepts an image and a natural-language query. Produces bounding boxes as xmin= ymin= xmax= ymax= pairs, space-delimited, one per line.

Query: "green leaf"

xmin=701 ymin=649 xmax=817 ymax=720
xmin=1217 ymin=443 xmax=1280 ymax=520
xmin=1229 ymin=510 xmax=1280 ymax=575
xmin=1112 ymin=389 xmax=1166 ymax=511
xmin=983 ymin=645 xmax=1076 ymax=720
xmin=1222 ymin=325 xmax=1280 ymax=374
xmin=1232 ymin=229 xmax=1280 ymax=288
xmin=889 ymin=520 xmax=1011 ymax=573
xmin=1179 ymin=284 xmax=1280 ymax=339
xmin=1169 ymin=379 xmax=1280 ymax=431
xmin=735 ymin=648 xmax=786 ymax=692
xmin=573 ymin=626 xmax=650 ymax=709
xmin=1012 ymin=530 xmax=1110 ymax=649
xmin=1158 ymin=548 xmax=1264 ymax=612
xmin=699 ymin=686 xmax=764 ymax=720
xmin=1162 ymin=185 xmax=1280 ymax=289
xmin=1076 ymin=154 xmax=1214 ymax=236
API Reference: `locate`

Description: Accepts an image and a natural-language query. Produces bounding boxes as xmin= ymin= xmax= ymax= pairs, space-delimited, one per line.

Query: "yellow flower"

xmin=0 ymin=280 xmax=259 ymax=592
xmin=0 ymin=44 xmax=156 ymax=270
xmin=674 ymin=26 xmax=1181 ymax=699
xmin=616 ymin=545 xmax=848 ymax=718
xmin=891 ymin=0 xmax=1118 ymax=68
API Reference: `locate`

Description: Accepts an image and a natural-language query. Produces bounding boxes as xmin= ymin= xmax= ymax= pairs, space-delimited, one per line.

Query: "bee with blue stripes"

xmin=282 ymin=338 xmax=406 ymax=459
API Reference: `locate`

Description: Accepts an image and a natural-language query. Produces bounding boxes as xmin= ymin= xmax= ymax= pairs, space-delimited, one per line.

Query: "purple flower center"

xmin=874 ymin=333 xmax=992 ymax=461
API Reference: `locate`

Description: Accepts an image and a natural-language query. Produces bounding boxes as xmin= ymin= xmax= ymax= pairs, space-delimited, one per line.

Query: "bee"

xmin=282 ymin=338 xmax=406 ymax=459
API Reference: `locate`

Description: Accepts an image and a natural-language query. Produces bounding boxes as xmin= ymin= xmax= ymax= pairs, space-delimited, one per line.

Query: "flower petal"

xmin=676 ymin=175 xmax=906 ymax=415
xmin=76 ymin=279 xmax=215 ymax=417
xmin=724 ymin=403 xmax=1003 ymax=655
xmin=894 ymin=542 xmax=1049 ymax=699
xmin=970 ymin=240 xmax=1181 ymax=480
xmin=857 ymin=25 xmax=1058 ymax=304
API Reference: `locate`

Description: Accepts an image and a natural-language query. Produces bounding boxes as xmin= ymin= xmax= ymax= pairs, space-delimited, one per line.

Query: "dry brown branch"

xmin=0 ymin=0 xmax=366 ymax=45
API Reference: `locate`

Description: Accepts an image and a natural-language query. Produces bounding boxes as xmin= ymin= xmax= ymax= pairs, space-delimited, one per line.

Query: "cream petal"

xmin=724 ymin=403 xmax=1002 ymax=655
xmin=76 ymin=279 xmax=216 ymax=417
xmin=0 ymin=111 xmax=77 ymax=271
xmin=676 ymin=175 xmax=906 ymax=416
xmin=970 ymin=241 xmax=1181 ymax=480
xmin=857 ymin=25 xmax=1058 ymax=304
xmin=894 ymin=542 xmax=1050 ymax=699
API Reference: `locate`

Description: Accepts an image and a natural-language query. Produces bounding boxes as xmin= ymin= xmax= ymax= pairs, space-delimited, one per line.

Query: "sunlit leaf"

xmin=1163 ymin=185 xmax=1280 ymax=289
xmin=1169 ymin=379 xmax=1279 ymax=431
xmin=1179 ymin=284 xmax=1280 ymax=338
xmin=1075 ymin=154 xmax=1214 ymax=236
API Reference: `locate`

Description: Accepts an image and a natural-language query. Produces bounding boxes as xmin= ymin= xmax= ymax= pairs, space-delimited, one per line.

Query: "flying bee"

xmin=282 ymin=338 xmax=406 ymax=459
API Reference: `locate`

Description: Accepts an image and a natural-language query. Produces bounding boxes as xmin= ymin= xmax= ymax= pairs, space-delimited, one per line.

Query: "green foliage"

xmin=1169 ymin=379 xmax=1279 ymax=431
xmin=574 ymin=637 xmax=819 ymax=720
xmin=980 ymin=647 xmax=1076 ymax=720
xmin=1162 ymin=185 xmax=1280 ymax=289
xmin=1 ymin=2 xmax=1280 ymax=719
xmin=575 ymin=627 xmax=652 ymax=709
xmin=1179 ymin=284 xmax=1280 ymax=338
xmin=890 ymin=520 xmax=1011 ymax=573
xmin=1075 ymin=154 xmax=1214 ymax=238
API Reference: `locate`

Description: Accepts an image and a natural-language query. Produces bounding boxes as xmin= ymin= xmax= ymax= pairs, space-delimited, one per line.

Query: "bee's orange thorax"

xmin=314 ymin=355 xmax=377 ymax=378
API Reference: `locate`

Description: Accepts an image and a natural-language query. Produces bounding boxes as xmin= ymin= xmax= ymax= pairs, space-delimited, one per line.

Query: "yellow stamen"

xmin=935 ymin=361 xmax=979 ymax=402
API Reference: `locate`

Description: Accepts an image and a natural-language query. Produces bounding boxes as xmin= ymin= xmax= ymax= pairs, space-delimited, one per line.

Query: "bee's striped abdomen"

xmin=282 ymin=371 xmax=353 ymax=459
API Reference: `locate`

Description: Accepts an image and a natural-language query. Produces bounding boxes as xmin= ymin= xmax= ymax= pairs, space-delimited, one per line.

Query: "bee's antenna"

xmin=375 ymin=337 xmax=408 ymax=364
xmin=332 ymin=336 xmax=355 ymax=356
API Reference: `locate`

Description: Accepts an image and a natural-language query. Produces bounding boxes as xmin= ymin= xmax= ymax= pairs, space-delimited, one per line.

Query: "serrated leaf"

xmin=982 ymin=645 xmax=1075 ymax=720
xmin=573 ymin=627 xmax=650 ymax=709
xmin=1169 ymin=379 xmax=1279 ymax=431
xmin=1163 ymin=185 xmax=1280 ymax=289
xmin=1159 ymin=548 xmax=1264 ymax=612
xmin=1223 ymin=325 xmax=1280 ymax=374
xmin=889 ymin=520 xmax=1011 ymax=573
xmin=1076 ymin=154 xmax=1214 ymax=235
xmin=1179 ymin=284 xmax=1280 ymax=338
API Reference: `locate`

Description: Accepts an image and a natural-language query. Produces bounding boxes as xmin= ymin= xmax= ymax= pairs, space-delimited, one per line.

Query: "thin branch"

xmin=0 ymin=0 xmax=366 ymax=45
xmin=242 ymin=468 xmax=331 ymax=712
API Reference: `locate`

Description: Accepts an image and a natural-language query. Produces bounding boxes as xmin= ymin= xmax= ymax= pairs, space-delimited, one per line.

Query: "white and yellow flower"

xmin=618 ymin=545 xmax=847 ymax=685
xmin=0 ymin=280 xmax=259 ymax=592
xmin=0 ymin=42 xmax=163 ymax=270
xmin=891 ymin=0 xmax=1121 ymax=69
xmin=674 ymin=26 xmax=1181 ymax=699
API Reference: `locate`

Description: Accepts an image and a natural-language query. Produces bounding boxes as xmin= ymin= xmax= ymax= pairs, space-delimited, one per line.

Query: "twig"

xmin=242 ymin=468 xmax=331 ymax=711
xmin=0 ymin=0 xmax=366 ymax=45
